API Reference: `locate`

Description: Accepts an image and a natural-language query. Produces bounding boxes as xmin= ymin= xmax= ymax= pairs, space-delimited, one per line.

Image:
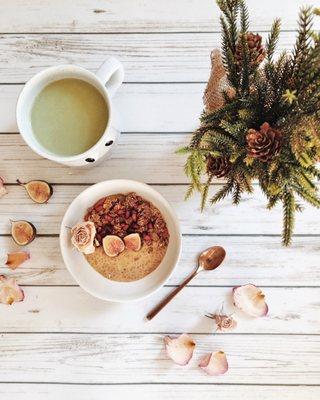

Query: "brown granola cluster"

xmin=84 ymin=192 xmax=169 ymax=246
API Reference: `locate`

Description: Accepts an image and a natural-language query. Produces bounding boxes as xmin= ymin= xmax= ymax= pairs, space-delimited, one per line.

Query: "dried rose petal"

xmin=71 ymin=221 xmax=96 ymax=254
xmin=199 ymin=351 xmax=228 ymax=376
xmin=0 ymin=275 xmax=24 ymax=305
xmin=206 ymin=313 xmax=237 ymax=332
xmin=233 ymin=284 xmax=268 ymax=317
xmin=6 ymin=251 xmax=30 ymax=270
xmin=0 ymin=177 xmax=7 ymax=198
xmin=164 ymin=333 xmax=196 ymax=366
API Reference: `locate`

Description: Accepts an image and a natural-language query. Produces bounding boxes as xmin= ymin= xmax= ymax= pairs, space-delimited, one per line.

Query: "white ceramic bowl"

xmin=60 ymin=180 xmax=182 ymax=302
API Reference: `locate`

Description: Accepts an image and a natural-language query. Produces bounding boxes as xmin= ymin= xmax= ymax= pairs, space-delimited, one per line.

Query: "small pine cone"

xmin=246 ymin=122 xmax=283 ymax=162
xmin=235 ymin=32 xmax=266 ymax=67
xmin=206 ymin=156 xmax=231 ymax=178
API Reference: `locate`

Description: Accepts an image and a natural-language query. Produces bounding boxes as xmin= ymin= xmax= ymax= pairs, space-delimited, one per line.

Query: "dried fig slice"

xmin=10 ymin=220 xmax=36 ymax=246
xmin=124 ymin=233 xmax=141 ymax=251
xmin=17 ymin=179 xmax=53 ymax=204
xmin=103 ymin=235 xmax=125 ymax=257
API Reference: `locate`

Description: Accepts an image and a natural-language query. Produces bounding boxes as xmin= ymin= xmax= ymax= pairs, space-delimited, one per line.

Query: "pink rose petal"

xmin=0 ymin=177 xmax=7 ymax=198
xmin=233 ymin=284 xmax=268 ymax=317
xmin=0 ymin=275 xmax=24 ymax=305
xmin=6 ymin=251 xmax=30 ymax=270
xmin=164 ymin=333 xmax=196 ymax=366
xmin=199 ymin=351 xmax=228 ymax=376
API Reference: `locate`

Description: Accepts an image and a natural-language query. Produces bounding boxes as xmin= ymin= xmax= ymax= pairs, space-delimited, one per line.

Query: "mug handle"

xmin=96 ymin=57 xmax=124 ymax=98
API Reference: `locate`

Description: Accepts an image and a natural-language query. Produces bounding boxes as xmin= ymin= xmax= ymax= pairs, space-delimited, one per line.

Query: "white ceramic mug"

xmin=16 ymin=57 xmax=124 ymax=167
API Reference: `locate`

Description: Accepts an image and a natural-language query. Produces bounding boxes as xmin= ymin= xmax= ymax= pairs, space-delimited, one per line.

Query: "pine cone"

xmin=206 ymin=156 xmax=231 ymax=178
xmin=235 ymin=32 xmax=266 ymax=67
xmin=246 ymin=122 xmax=283 ymax=162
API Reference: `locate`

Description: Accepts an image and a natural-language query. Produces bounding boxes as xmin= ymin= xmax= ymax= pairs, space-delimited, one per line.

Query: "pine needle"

xmin=266 ymin=18 xmax=281 ymax=61
xmin=282 ymin=188 xmax=295 ymax=246
xmin=201 ymin=174 xmax=213 ymax=211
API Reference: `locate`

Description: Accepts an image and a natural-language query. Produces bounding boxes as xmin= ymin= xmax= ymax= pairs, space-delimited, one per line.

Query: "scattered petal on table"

xmin=164 ymin=333 xmax=196 ymax=366
xmin=0 ymin=275 xmax=24 ymax=305
xmin=199 ymin=351 xmax=228 ymax=376
xmin=233 ymin=284 xmax=268 ymax=317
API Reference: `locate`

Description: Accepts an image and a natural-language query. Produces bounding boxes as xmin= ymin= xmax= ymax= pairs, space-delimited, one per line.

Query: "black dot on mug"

xmin=85 ymin=158 xmax=95 ymax=163
xmin=105 ymin=140 xmax=114 ymax=146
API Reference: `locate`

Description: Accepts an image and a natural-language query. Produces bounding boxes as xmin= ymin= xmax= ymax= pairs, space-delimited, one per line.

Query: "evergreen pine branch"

xmin=232 ymin=180 xmax=242 ymax=204
xmin=266 ymin=19 xmax=281 ymax=61
xmin=282 ymin=188 xmax=295 ymax=246
xmin=185 ymin=183 xmax=196 ymax=201
xmin=294 ymin=170 xmax=317 ymax=190
xmin=210 ymin=179 xmax=234 ymax=204
xmin=237 ymin=172 xmax=254 ymax=193
xmin=204 ymin=125 xmax=240 ymax=147
xmin=306 ymin=165 xmax=320 ymax=180
xmin=267 ymin=195 xmax=280 ymax=209
xmin=292 ymin=183 xmax=320 ymax=208
xmin=175 ymin=146 xmax=193 ymax=155
xmin=240 ymin=31 xmax=250 ymax=94
xmin=240 ymin=0 xmax=249 ymax=33
xmin=184 ymin=151 xmax=204 ymax=191
xmin=201 ymin=174 xmax=213 ymax=211
xmin=216 ymin=0 xmax=240 ymax=52
xmin=201 ymin=101 xmax=240 ymax=124
xmin=291 ymin=6 xmax=313 ymax=83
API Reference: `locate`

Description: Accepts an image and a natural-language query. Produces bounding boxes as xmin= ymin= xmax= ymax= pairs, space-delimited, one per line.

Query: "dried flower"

xmin=0 ymin=275 xmax=24 ymax=305
xmin=206 ymin=313 xmax=237 ymax=332
xmin=199 ymin=351 xmax=228 ymax=376
xmin=282 ymin=89 xmax=297 ymax=105
xmin=233 ymin=284 xmax=268 ymax=317
xmin=71 ymin=221 xmax=96 ymax=254
xmin=164 ymin=333 xmax=196 ymax=366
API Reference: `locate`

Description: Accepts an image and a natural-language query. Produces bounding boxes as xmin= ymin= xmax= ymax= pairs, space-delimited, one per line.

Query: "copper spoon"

xmin=146 ymin=246 xmax=226 ymax=321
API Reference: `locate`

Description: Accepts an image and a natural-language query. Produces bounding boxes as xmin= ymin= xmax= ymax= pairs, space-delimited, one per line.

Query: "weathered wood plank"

xmin=0 ymin=133 xmax=188 ymax=183
xmin=0 ymin=383 xmax=318 ymax=400
xmin=1 ymin=286 xmax=319 ymax=334
xmin=0 ymin=334 xmax=318 ymax=384
xmin=1 ymin=236 xmax=319 ymax=286
xmin=0 ymin=184 xmax=319 ymax=235
xmin=0 ymin=31 xmax=302 ymax=83
xmin=0 ymin=0 xmax=318 ymax=33
xmin=0 ymin=83 xmax=203 ymax=133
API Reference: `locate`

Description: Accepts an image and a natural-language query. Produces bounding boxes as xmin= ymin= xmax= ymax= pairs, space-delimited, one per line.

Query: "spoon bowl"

xmin=199 ymin=246 xmax=226 ymax=271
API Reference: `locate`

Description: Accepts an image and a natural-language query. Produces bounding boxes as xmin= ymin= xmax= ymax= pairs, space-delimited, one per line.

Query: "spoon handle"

xmin=146 ymin=270 xmax=198 ymax=321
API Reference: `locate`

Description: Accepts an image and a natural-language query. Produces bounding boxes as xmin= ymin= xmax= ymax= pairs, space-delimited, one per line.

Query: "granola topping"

xmin=85 ymin=192 xmax=170 ymax=247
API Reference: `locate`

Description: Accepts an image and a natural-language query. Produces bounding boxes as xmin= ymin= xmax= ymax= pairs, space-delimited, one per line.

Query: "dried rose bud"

xmin=206 ymin=313 xmax=237 ymax=332
xmin=71 ymin=221 xmax=96 ymax=254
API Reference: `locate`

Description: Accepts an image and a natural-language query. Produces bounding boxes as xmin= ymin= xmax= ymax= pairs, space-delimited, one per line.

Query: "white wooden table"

xmin=0 ymin=1 xmax=319 ymax=399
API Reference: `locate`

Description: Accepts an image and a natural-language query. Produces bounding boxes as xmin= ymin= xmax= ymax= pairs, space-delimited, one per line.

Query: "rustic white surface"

xmin=0 ymin=0 xmax=319 ymax=399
